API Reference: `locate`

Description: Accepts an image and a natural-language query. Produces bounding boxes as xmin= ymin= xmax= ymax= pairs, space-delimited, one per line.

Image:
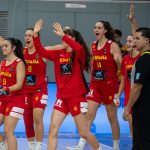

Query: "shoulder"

xmin=108 ymin=40 xmax=112 ymax=44
xmin=110 ymin=41 xmax=120 ymax=54
xmin=137 ymin=53 xmax=150 ymax=63
xmin=16 ymin=59 xmax=25 ymax=69
xmin=135 ymin=54 xmax=150 ymax=69
xmin=23 ymin=47 xmax=28 ymax=54
xmin=16 ymin=58 xmax=22 ymax=63
xmin=92 ymin=41 xmax=97 ymax=44
xmin=110 ymin=41 xmax=119 ymax=48
xmin=15 ymin=58 xmax=24 ymax=66
xmin=123 ymin=54 xmax=130 ymax=60
xmin=91 ymin=41 xmax=97 ymax=52
xmin=91 ymin=41 xmax=97 ymax=47
xmin=1 ymin=58 xmax=6 ymax=63
xmin=0 ymin=59 xmax=6 ymax=66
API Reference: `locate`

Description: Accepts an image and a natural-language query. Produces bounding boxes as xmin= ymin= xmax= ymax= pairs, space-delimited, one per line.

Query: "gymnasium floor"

xmin=16 ymin=132 xmax=132 ymax=150
xmin=0 ymin=83 xmax=132 ymax=150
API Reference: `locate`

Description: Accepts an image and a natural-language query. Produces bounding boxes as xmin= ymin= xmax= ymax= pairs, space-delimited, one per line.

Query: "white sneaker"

xmin=66 ymin=145 xmax=83 ymax=150
xmin=98 ymin=143 xmax=102 ymax=150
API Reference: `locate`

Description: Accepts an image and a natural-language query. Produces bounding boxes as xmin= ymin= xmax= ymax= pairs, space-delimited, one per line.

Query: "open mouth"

xmin=95 ymin=33 xmax=99 ymax=36
xmin=95 ymin=32 xmax=100 ymax=38
xmin=132 ymin=45 xmax=136 ymax=48
xmin=26 ymin=41 xmax=31 ymax=45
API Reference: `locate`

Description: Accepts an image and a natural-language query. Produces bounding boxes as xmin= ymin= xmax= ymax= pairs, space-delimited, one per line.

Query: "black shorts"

xmin=132 ymin=119 xmax=150 ymax=150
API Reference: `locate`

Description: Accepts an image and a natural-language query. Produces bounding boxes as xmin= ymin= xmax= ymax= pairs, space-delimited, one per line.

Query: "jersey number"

xmin=97 ymin=62 xmax=102 ymax=68
xmin=28 ymin=66 xmax=32 ymax=72
xmin=2 ymin=78 xmax=6 ymax=85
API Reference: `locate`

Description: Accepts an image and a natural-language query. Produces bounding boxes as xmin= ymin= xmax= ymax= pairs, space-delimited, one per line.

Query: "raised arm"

xmin=33 ymin=19 xmax=59 ymax=60
xmin=127 ymin=4 xmax=138 ymax=34
xmin=45 ymin=44 xmax=64 ymax=50
xmin=0 ymin=36 xmax=5 ymax=47
xmin=52 ymin=22 xmax=83 ymax=52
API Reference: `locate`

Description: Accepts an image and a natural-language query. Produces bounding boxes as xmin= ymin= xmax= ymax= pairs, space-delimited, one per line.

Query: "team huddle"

xmin=0 ymin=3 xmax=150 ymax=150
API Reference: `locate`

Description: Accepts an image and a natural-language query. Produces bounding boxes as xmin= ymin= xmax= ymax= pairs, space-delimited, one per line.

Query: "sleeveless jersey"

xmin=0 ymin=58 xmax=24 ymax=95
xmin=91 ymin=40 xmax=118 ymax=82
xmin=23 ymin=47 xmax=47 ymax=92
xmin=121 ymin=53 xmax=140 ymax=105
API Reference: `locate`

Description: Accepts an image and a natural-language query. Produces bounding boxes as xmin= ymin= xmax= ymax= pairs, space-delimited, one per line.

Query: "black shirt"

xmin=132 ymin=50 xmax=150 ymax=119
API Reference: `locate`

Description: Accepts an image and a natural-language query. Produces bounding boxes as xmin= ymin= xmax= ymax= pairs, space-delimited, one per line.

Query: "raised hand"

xmin=34 ymin=19 xmax=44 ymax=34
xmin=127 ymin=3 xmax=138 ymax=34
xmin=127 ymin=4 xmax=135 ymax=22
xmin=0 ymin=36 xmax=5 ymax=46
xmin=52 ymin=22 xmax=64 ymax=37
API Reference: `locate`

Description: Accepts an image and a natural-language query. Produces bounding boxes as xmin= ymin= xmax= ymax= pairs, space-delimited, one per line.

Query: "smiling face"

xmin=1 ymin=40 xmax=14 ymax=56
xmin=93 ymin=22 xmax=107 ymax=41
xmin=126 ymin=35 xmax=135 ymax=52
xmin=25 ymin=29 xmax=34 ymax=49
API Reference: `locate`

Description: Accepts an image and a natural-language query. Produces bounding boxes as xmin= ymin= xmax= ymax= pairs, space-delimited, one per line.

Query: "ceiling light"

xmin=65 ymin=2 xmax=86 ymax=8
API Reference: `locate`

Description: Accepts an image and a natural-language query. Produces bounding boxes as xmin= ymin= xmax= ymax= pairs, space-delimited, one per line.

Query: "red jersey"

xmin=23 ymin=48 xmax=47 ymax=93
xmin=33 ymin=35 xmax=87 ymax=99
xmin=121 ymin=53 xmax=140 ymax=106
xmin=91 ymin=40 xmax=118 ymax=83
xmin=0 ymin=58 xmax=24 ymax=95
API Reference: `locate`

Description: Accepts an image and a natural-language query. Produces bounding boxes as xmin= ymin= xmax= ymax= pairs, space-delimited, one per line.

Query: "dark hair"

xmin=63 ymin=28 xmax=75 ymax=38
xmin=72 ymin=29 xmax=91 ymax=72
xmin=136 ymin=27 xmax=150 ymax=41
xmin=63 ymin=28 xmax=91 ymax=72
xmin=114 ymin=29 xmax=122 ymax=37
xmin=6 ymin=38 xmax=26 ymax=65
xmin=63 ymin=28 xmax=75 ymax=68
xmin=26 ymin=27 xmax=40 ymax=37
xmin=98 ymin=21 xmax=114 ymax=41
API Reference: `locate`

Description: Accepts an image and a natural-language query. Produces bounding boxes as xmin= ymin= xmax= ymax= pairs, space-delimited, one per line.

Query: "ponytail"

xmin=6 ymin=38 xmax=26 ymax=65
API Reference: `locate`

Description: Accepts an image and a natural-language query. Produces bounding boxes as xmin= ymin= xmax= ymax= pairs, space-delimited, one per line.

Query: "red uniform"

xmin=87 ymin=40 xmax=119 ymax=104
xmin=33 ymin=35 xmax=88 ymax=116
xmin=0 ymin=58 xmax=25 ymax=118
xmin=24 ymin=48 xmax=47 ymax=93
xmin=121 ymin=53 xmax=140 ymax=106
xmin=23 ymin=47 xmax=48 ymax=108
xmin=23 ymin=48 xmax=48 ymax=138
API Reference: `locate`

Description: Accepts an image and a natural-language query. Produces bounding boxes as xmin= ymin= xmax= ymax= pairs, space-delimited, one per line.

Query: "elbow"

xmin=16 ymin=84 xmax=24 ymax=91
xmin=76 ymin=47 xmax=84 ymax=54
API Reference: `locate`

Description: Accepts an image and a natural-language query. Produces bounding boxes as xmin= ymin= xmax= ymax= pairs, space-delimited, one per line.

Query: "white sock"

xmin=98 ymin=145 xmax=102 ymax=150
xmin=78 ymin=138 xmax=86 ymax=149
xmin=35 ymin=141 xmax=42 ymax=150
xmin=28 ymin=141 xmax=35 ymax=150
xmin=0 ymin=141 xmax=7 ymax=150
xmin=113 ymin=140 xmax=120 ymax=150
